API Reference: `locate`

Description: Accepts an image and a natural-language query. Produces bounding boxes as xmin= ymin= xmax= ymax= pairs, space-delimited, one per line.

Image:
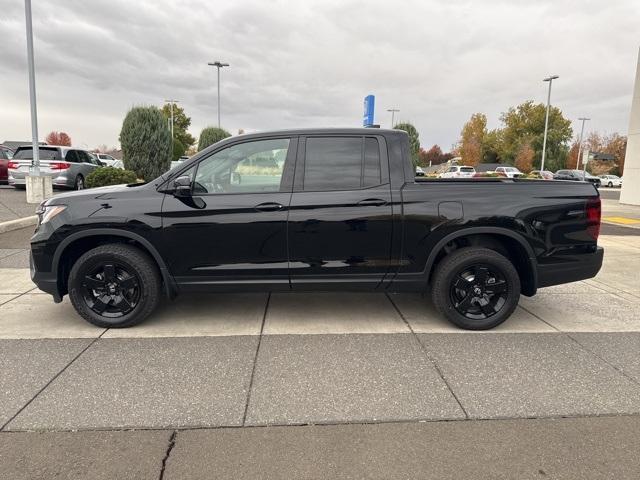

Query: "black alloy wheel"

xmin=449 ymin=264 xmax=508 ymax=320
xmin=81 ymin=262 xmax=141 ymax=319
xmin=68 ymin=244 xmax=161 ymax=328
xmin=432 ymin=247 xmax=521 ymax=330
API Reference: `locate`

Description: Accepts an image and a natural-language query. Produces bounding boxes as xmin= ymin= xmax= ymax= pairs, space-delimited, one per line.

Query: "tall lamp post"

xmin=207 ymin=61 xmax=229 ymax=128
xmin=387 ymin=108 xmax=400 ymax=128
xmin=576 ymin=117 xmax=590 ymax=170
xmin=23 ymin=0 xmax=50 ymax=203
xmin=164 ymin=99 xmax=179 ymax=154
xmin=540 ymin=75 xmax=559 ymax=172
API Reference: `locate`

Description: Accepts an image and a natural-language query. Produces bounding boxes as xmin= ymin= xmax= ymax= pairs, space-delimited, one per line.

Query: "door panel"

xmin=288 ymin=135 xmax=393 ymax=290
xmin=288 ymin=185 xmax=393 ymax=289
xmin=160 ymin=137 xmax=296 ymax=291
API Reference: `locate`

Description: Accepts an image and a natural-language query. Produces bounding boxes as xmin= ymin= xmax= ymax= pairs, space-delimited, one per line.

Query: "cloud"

xmin=0 ymin=0 xmax=638 ymax=149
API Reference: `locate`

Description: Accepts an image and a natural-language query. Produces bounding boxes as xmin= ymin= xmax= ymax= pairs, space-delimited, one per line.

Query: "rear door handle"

xmin=254 ymin=202 xmax=284 ymax=212
xmin=357 ymin=198 xmax=387 ymax=207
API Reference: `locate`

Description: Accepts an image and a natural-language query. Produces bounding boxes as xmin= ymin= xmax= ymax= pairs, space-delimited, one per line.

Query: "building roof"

xmin=2 ymin=141 xmax=46 ymax=151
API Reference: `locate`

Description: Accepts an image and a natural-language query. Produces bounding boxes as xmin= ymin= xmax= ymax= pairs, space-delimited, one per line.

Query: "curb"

xmin=601 ymin=220 xmax=640 ymax=230
xmin=0 ymin=216 xmax=38 ymax=234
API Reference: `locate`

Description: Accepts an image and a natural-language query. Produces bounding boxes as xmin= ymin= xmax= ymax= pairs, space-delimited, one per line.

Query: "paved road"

xmin=3 ymin=416 xmax=640 ymax=479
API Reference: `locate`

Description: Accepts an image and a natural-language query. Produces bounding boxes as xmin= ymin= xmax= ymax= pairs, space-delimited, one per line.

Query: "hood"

xmin=45 ymin=183 xmax=147 ymax=205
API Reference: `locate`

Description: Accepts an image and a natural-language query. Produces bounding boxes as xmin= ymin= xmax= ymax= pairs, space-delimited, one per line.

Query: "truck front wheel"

xmin=68 ymin=244 xmax=161 ymax=328
xmin=431 ymin=247 xmax=520 ymax=330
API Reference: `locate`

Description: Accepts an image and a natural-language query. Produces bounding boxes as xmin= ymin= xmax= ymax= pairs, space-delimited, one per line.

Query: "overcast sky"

xmin=1 ymin=0 xmax=639 ymax=150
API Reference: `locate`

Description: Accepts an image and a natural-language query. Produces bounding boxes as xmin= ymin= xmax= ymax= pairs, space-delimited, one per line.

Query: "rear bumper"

xmin=536 ymin=247 xmax=604 ymax=288
xmin=9 ymin=173 xmax=73 ymax=188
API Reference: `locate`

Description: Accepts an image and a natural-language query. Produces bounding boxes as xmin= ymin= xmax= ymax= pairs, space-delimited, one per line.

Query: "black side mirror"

xmin=172 ymin=175 xmax=192 ymax=197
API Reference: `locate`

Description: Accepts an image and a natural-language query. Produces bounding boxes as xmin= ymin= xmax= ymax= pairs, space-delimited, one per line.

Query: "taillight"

xmin=7 ymin=161 xmax=19 ymax=169
xmin=586 ymin=197 xmax=601 ymax=240
xmin=50 ymin=162 xmax=71 ymax=170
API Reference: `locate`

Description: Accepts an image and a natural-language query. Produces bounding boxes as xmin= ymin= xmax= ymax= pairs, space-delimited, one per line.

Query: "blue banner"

xmin=363 ymin=95 xmax=375 ymax=126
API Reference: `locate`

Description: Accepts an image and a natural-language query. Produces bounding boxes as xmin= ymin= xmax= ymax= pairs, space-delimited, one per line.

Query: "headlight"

xmin=36 ymin=205 xmax=67 ymax=225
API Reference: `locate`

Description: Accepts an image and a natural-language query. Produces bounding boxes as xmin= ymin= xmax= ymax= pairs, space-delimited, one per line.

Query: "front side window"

xmin=193 ymin=138 xmax=289 ymax=194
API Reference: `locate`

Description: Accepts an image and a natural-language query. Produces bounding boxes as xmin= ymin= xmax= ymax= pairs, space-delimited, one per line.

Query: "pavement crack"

xmin=0 ymin=329 xmax=108 ymax=431
xmin=564 ymin=333 xmax=640 ymax=388
xmin=385 ymin=293 xmax=470 ymax=420
xmin=158 ymin=430 xmax=177 ymax=480
xmin=241 ymin=292 xmax=270 ymax=426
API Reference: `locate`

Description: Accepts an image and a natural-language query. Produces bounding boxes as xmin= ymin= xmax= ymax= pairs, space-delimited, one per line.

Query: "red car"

xmin=0 ymin=145 xmax=15 ymax=184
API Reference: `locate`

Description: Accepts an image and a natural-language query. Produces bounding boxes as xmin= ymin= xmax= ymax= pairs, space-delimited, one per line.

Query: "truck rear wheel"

xmin=68 ymin=244 xmax=161 ymax=328
xmin=431 ymin=247 xmax=520 ymax=330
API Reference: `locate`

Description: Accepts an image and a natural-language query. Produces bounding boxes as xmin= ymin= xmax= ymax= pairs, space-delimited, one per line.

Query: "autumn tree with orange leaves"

xmin=45 ymin=131 xmax=72 ymax=146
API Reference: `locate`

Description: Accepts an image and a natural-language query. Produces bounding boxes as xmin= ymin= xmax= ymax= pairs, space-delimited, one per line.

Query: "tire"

xmin=68 ymin=244 xmax=161 ymax=328
xmin=74 ymin=175 xmax=85 ymax=190
xmin=607 ymin=182 xmax=613 ymax=188
xmin=431 ymin=247 xmax=521 ymax=330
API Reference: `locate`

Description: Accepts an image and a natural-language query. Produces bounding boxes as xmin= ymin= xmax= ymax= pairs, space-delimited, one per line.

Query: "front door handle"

xmin=254 ymin=202 xmax=284 ymax=212
xmin=357 ymin=198 xmax=387 ymax=207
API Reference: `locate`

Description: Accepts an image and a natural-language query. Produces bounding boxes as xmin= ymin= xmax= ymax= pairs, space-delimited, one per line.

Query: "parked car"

xmin=439 ymin=165 xmax=476 ymax=178
xmin=95 ymin=153 xmax=119 ymax=167
xmin=0 ymin=144 xmax=14 ymax=184
xmin=8 ymin=145 xmax=103 ymax=190
xmin=415 ymin=166 xmax=425 ymax=177
xmin=553 ymin=169 xmax=601 ymax=187
xmin=31 ymin=128 xmax=603 ymax=331
xmin=598 ymin=175 xmax=622 ymax=188
xmin=530 ymin=170 xmax=554 ymax=180
xmin=494 ymin=166 xmax=524 ymax=178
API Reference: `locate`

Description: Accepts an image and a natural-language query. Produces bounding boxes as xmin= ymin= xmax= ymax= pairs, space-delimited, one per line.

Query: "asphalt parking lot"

xmin=1 ymin=185 xmax=640 ymax=478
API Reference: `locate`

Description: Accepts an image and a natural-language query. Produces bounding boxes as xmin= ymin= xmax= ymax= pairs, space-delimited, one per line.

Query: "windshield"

xmin=13 ymin=147 xmax=61 ymax=160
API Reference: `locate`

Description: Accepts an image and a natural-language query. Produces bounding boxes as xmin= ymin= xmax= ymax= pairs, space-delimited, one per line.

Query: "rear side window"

xmin=302 ymin=136 xmax=383 ymax=192
xmin=460 ymin=167 xmax=474 ymax=172
xmin=65 ymin=150 xmax=79 ymax=162
xmin=363 ymin=137 xmax=381 ymax=187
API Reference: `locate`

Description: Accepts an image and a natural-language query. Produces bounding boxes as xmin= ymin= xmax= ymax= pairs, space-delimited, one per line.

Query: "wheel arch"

xmin=53 ymin=229 xmax=177 ymax=298
xmin=425 ymin=227 xmax=538 ymax=296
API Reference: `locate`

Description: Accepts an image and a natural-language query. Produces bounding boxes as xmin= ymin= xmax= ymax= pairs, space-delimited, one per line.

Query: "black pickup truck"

xmin=31 ymin=128 xmax=603 ymax=330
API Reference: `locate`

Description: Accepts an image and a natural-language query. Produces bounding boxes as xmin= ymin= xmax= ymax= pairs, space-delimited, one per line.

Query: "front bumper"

xmin=30 ymin=251 xmax=63 ymax=302
xmin=536 ymin=247 xmax=604 ymax=288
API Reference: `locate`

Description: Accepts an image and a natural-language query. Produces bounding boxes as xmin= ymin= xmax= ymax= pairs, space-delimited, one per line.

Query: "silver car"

xmin=8 ymin=145 xmax=103 ymax=190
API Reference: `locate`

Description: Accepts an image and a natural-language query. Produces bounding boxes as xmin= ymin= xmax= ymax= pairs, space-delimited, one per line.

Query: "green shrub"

xmin=198 ymin=127 xmax=231 ymax=151
xmin=172 ymin=138 xmax=186 ymax=162
xmin=86 ymin=167 xmax=138 ymax=188
xmin=119 ymin=106 xmax=171 ymax=181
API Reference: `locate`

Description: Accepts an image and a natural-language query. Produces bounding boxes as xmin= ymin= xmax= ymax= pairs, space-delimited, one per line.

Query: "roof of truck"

xmin=234 ymin=127 xmax=405 ymax=138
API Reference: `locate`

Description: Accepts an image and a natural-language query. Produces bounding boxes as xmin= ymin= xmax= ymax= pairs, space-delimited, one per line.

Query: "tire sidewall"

xmin=432 ymin=248 xmax=521 ymax=330
xmin=69 ymin=246 xmax=159 ymax=328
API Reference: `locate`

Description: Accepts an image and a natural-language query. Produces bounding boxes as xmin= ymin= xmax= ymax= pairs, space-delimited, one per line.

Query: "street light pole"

xmin=540 ymin=75 xmax=559 ymax=172
xmin=387 ymin=108 xmax=400 ymax=128
xmin=576 ymin=117 xmax=590 ymax=170
xmin=164 ymin=99 xmax=179 ymax=154
xmin=207 ymin=61 xmax=229 ymax=128
xmin=24 ymin=0 xmax=40 ymax=176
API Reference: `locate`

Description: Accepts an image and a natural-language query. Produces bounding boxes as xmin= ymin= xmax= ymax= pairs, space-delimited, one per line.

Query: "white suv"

xmin=439 ymin=166 xmax=476 ymax=178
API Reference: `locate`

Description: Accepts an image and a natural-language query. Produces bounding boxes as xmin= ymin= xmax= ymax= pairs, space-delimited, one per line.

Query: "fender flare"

xmin=423 ymin=226 xmax=538 ymax=295
xmin=52 ymin=228 xmax=177 ymax=297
